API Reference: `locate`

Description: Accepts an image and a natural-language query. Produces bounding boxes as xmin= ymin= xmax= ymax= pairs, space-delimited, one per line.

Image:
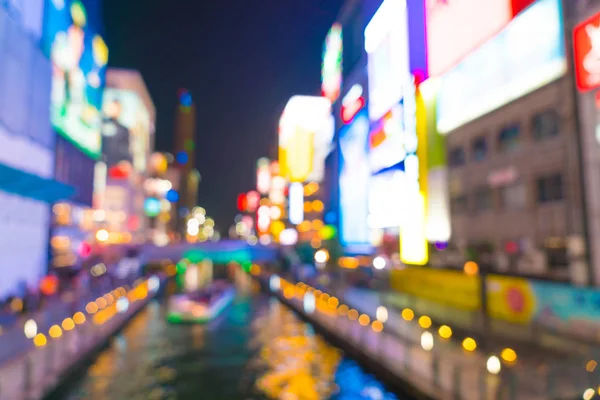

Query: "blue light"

xmin=176 ymin=151 xmax=188 ymax=165
xmin=144 ymin=198 xmax=161 ymax=217
xmin=166 ymin=189 xmax=179 ymax=203
xmin=180 ymin=91 xmax=192 ymax=107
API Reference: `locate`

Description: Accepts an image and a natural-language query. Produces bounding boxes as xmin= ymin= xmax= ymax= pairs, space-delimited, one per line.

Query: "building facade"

xmin=0 ymin=0 xmax=73 ymax=299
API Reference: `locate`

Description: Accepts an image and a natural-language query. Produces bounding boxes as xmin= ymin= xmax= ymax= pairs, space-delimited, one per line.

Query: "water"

xmin=53 ymin=289 xmax=400 ymax=400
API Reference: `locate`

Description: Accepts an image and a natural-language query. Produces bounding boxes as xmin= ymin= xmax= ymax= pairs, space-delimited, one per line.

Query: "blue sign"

xmin=436 ymin=0 xmax=566 ymax=134
xmin=338 ymin=110 xmax=372 ymax=253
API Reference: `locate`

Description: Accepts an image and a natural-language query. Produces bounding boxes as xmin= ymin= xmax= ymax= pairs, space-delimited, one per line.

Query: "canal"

xmin=49 ymin=282 xmax=400 ymax=400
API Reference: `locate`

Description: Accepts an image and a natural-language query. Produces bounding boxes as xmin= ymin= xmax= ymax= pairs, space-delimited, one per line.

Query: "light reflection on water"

xmin=55 ymin=292 xmax=399 ymax=400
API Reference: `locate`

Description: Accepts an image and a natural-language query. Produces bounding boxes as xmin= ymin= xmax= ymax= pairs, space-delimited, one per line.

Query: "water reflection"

xmin=56 ymin=291 xmax=399 ymax=400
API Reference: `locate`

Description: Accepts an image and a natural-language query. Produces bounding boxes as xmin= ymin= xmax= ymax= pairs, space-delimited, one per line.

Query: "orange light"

xmin=311 ymin=200 xmax=324 ymax=213
xmin=464 ymin=261 xmax=479 ymax=276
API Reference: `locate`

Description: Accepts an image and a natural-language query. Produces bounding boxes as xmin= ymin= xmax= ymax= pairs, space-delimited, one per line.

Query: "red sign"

xmin=237 ymin=193 xmax=247 ymax=212
xmin=341 ymin=97 xmax=365 ymax=124
xmin=574 ymin=12 xmax=600 ymax=92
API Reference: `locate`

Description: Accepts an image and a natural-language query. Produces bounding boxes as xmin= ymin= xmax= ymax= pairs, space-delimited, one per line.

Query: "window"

xmin=537 ymin=174 xmax=563 ymax=203
xmin=532 ymin=110 xmax=559 ymax=140
xmin=449 ymin=147 xmax=466 ymax=167
xmin=471 ymin=136 xmax=487 ymax=162
xmin=473 ymin=188 xmax=493 ymax=212
xmin=500 ymin=182 xmax=527 ymax=210
xmin=450 ymin=195 xmax=468 ymax=214
xmin=498 ymin=124 xmax=521 ymax=153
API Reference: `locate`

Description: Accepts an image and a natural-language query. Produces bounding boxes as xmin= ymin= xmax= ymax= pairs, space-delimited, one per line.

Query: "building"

xmin=95 ymin=68 xmax=156 ymax=245
xmin=0 ymin=0 xmax=74 ymax=299
xmin=432 ymin=0 xmax=581 ymax=281
xmin=43 ymin=0 xmax=110 ymax=273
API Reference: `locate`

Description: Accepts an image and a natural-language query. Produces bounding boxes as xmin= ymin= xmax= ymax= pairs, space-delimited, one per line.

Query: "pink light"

xmin=341 ymin=97 xmax=365 ymax=124
xmin=426 ymin=0 xmax=513 ymax=77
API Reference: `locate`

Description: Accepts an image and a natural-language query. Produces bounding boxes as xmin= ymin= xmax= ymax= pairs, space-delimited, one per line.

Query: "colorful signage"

xmin=341 ymin=84 xmax=365 ymax=124
xmin=339 ymin=110 xmax=371 ymax=251
xmin=256 ymin=157 xmax=271 ymax=195
xmin=391 ymin=266 xmax=600 ymax=336
xmin=322 ymin=23 xmax=343 ymax=103
xmin=278 ymin=96 xmax=334 ymax=183
xmin=102 ymin=88 xmax=150 ymax=173
xmin=42 ymin=0 xmax=109 ymax=159
xmin=574 ymin=12 xmax=600 ymax=91
xmin=436 ymin=0 xmax=566 ymax=134
xmin=426 ymin=0 xmax=513 ymax=77
xmin=364 ymin=0 xmax=410 ymax=122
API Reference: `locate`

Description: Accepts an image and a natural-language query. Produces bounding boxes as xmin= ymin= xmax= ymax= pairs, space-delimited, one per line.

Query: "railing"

xmin=266 ymin=274 xmax=597 ymax=400
xmin=0 ymin=277 xmax=162 ymax=400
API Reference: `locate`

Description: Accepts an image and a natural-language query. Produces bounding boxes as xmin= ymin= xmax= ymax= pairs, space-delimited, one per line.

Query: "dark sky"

xmin=102 ymin=0 xmax=344 ymax=229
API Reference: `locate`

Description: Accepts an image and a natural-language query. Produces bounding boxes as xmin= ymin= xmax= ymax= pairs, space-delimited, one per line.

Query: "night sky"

xmin=102 ymin=0 xmax=345 ymax=229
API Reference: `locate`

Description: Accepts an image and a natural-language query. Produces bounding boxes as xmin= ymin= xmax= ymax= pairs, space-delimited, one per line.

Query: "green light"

xmin=184 ymin=140 xmax=195 ymax=152
xmin=320 ymin=225 xmax=337 ymax=240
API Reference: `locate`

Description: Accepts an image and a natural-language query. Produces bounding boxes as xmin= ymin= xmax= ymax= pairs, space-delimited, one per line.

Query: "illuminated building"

xmin=0 ymin=1 xmax=74 ymax=299
xmin=42 ymin=0 xmax=109 ymax=274
xmin=432 ymin=0 xmax=583 ymax=280
xmin=172 ymin=89 xmax=199 ymax=235
xmin=94 ymin=68 xmax=156 ymax=244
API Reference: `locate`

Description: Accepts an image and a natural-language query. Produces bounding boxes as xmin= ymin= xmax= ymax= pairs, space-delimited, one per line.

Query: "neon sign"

xmin=574 ymin=11 xmax=600 ymax=91
xmin=322 ymin=23 xmax=343 ymax=103
xmin=341 ymin=85 xmax=365 ymax=124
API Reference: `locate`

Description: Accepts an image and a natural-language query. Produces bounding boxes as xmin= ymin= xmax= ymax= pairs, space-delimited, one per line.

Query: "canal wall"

xmin=0 ymin=276 xmax=166 ymax=400
xmin=256 ymin=272 xmax=586 ymax=400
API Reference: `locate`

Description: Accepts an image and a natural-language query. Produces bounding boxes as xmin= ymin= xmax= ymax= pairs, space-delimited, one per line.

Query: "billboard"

xmin=436 ymin=0 xmax=566 ymax=134
xmin=426 ymin=0 xmax=513 ymax=77
xmin=278 ymin=96 xmax=334 ymax=183
xmin=102 ymin=88 xmax=151 ymax=173
xmin=364 ymin=0 xmax=410 ymax=123
xmin=574 ymin=12 xmax=600 ymax=92
xmin=42 ymin=0 xmax=109 ymax=159
xmin=322 ymin=23 xmax=342 ymax=103
xmin=339 ymin=110 xmax=371 ymax=251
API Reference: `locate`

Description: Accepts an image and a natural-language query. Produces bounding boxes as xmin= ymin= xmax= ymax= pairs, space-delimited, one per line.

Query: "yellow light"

xmin=372 ymin=320 xmax=384 ymax=332
xmin=501 ymin=348 xmax=517 ymax=363
xmin=338 ymin=305 xmax=349 ymax=316
xmin=85 ymin=302 xmax=98 ymax=314
xmin=438 ymin=325 xmax=452 ymax=339
xmin=304 ymin=201 xmax=313 ymax=213
xmin=96 ymin=297 xmax=107 ymax=309
xmin=283 ymin=287 xmax=295 ymax=299
xmin=62 ymin=318 xmax=75 ymax=331
xmin=270 ymin=220 xmax=285 ymax=237
xmin=250 ymin=264 xmax=262 ymax=276
xmin=464 ymin=261 xmax=479 ymax=276
xmin=462 ymin=337 xmax=477 ymax=352
xmin=49 ymin=325 xmax=62 ymax=339
xmin=73 ymin=312 xmax=86 ymax=325
xmin=358 ymin=314 xmax=371 ymax=326
xmin=584 ymin=388 xmax=595 ymax=400
xmin=587 ymin=360 xmax=598 ymax=373
xmin=311 ymin=219 xmax=324 ymax=230
xmin=348 ymin=309 xmax=359 ymax=321
xmin=103 ymin=293 xmax=115 ymax=305
xmin=312 ymin=200 xmax=324 ymax=212
xmin=310 ymin=238 xmax=322 ymax=248
xmin=33 ymin=333 xmax=47 ymax=347
xmin=327 ymin=297 xmax=339 ymax=309
xmin=418 ymin=316 xmax=432 ymax=329
xmin=95 ymin=229 xmax=109 ymax=242
xmin=400 ymin=191 xmax=429 ymax=265
xmin=10 ymin=297 xmax=23 ymax=313
xmin=339 ymin=257 xmax=359 ymax=269
xmin=401 ymin=308 xmax=415 ymax=321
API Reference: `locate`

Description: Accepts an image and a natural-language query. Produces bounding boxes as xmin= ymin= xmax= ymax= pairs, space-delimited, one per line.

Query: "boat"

xmin=167 ymin=280 xmax=235 ymax=324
